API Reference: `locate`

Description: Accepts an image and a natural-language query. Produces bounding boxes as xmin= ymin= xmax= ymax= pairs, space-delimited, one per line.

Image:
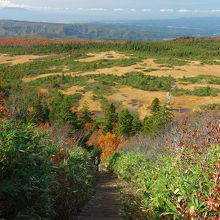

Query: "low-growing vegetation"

xmin=180 ymin=75 xmax=220 ymax=84
xmin=1 ymin=39 xmax=220 ymax=219
xmin=200 ymin=103 xmax=220 ymax=111
xmin=172 ymin=86 xmax=220 ymax=96
xmin=0 ymin=120 xmax=96 ymax=219
xmin=109 ymin=113 xmax=220 ymax=219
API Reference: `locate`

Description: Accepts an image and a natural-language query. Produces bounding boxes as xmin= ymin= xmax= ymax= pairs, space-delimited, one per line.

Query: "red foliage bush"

xmin=0 ymin=92 xmax=10 ymax=120
xmin=0 ymin=38 xmax=93 ymax=46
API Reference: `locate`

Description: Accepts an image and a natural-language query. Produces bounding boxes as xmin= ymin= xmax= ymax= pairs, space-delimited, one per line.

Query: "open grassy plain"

xmin=1 ymin=39 xmax=220 ymax=119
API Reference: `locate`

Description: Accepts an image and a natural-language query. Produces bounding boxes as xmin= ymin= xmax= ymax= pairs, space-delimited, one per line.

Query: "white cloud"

xmin=176 ymin=9 xmax=220 ymax=13
xmin=2 ymin=1 xmax=219 ymax=15
xmin=211 ymin=9 xmax=220 ymax=12
xmin=113 ymin=8 xmax=124 ymax=12
xmin=75 ymin=7 xmax=107 ymax=11
xmin=87 ymin=8 xmax=107 ymax=11
xmin=0 ymin=0 xmax=10 ymax=7
xmin=0 ymin=0 xmax=31 ymax=9
xmin=160 ymin=9 xmax=174 ymax=12
xmin=178 ymin=9 xmax=191 ymax=13
xmin=142 ymin=9 xmax=152 ymax=12
xmin=193 ymin=9 xmax=211 ymax=13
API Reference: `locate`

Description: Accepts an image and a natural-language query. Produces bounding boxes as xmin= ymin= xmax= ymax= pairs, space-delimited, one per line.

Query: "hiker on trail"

xmin=94 ymin=156 xmax=101 ymax=171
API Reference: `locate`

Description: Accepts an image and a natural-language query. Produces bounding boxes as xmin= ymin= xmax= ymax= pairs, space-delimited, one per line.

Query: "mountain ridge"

xmin=1 ymin=18 xmax=220 ymax=41
xmin=0 ymin=20 xmax=149 ymax=41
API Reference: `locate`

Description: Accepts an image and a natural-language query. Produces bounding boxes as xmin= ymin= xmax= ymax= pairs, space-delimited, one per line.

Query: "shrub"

xmin=200 ymin=103 xmax=220 ymax=111
xmin=98 ymin=132 xmax=124 ymax=160
xmin=172 ymin=87 xmax=220 ymax=96
xmin=117 ymin=109 xmax=134 ymax=137
xmin=109 ymin=145 xmax=220 ymax=219
xmin=109 ymin=113 xmax=220 ymax=219
xmin=0 ymin=120 xmax=58 ymax=219
xmin=0 ymin=119 xmax=96 ymax=219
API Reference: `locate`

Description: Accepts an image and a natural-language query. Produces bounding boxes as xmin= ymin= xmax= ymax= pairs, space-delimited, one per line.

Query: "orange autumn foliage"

xmin=87 ymin=129 xmax=103 ymax=147
xmin=0 ymin=38 xmax=93 ymax=46
xmin=38 ymin=123 xmax=51 ymax=131
xmin=0 ymin=38 xmax=120 ymax=46
xmin=98 ymin=132 xmax=124 ymax=159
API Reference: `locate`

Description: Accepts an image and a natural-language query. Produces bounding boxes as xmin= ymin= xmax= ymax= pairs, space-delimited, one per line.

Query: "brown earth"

xmin=22 ymin=72 xmax=67 ymax=83
xmin=61 ymin=86 xmax=84 ymax=96
xmin=108 ymin=86 xmax=220 ymax=119
xmin=19 ymin=51 xmax=220 ymax=117
xmin=78 ymin=172 xmax=122 ymax=220
xmin=77 ymin=51 xmax=130 ymax=62
xmin=65 ymin=84 xmax=220 ymax=120
xmin=76 ymin=91 xmax=102 ymax=112
xmin=22 ymin=57 xmax=220 ymax=83
xmin=107 ymin=87 xmax=167 ymax=119
xmin=38 ymin=88 xmax=49 ymax=96
xmin=0 ymin=53 xmax=51 ymax=66
xmin=178 ymin=83 xmax=220 ymax=90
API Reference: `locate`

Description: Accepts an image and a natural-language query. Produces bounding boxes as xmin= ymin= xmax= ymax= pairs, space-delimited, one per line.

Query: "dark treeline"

xmin=1 ymin=40 xmax=220 ymax=60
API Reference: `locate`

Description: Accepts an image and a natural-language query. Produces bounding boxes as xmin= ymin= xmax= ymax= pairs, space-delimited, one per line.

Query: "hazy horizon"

xmin=1 ymin=0 xmax=220 ymax=22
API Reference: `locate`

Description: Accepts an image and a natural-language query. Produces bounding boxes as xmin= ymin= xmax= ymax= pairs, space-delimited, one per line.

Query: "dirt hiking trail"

xmin=78 ymin=172 xmax=122 ymax=220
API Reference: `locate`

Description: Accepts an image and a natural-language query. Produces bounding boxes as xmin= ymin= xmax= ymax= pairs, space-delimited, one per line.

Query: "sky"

xmin=1 ymin=0 xmax=220 ymax=22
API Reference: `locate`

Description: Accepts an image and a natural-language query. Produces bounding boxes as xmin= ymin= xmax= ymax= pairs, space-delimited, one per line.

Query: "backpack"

xmin=95 ymin=158 xmax=99 ymax=165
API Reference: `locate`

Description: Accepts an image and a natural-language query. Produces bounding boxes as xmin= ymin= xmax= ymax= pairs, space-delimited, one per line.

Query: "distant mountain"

xmin=1 ymin=18 xmax=220 ymax=41
xmin=0 ymin=20 xmax=149 ymax=41
xmin=92 ymin=17 xmax=220 ymax=40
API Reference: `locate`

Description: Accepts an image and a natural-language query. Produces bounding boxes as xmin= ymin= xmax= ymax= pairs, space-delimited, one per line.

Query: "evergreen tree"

xmin=142 ymin=116 xmax=153 ymax=134
xmin=49 ymin=93 xmax=79 ymax=129
xmin=151 ymin=98 xmax=160 ymax=113
xmin=59 ymin=98 xmax=78 ymax=126
xmin=152 ymin=106 xmax=172 ymax=129
xmin=49 ymin=93 xmax=63 ymax=124
xmin=131 ymin=114 xmax=142 ymax=135
xmin=103 ymin=103 xmax=118 ymax=134
xmin=33 ymin=98 xmax=49 ymax=124
xmin=117 ymin=109 xmax=133 ymax=137
xmin=78 ymin=105 xmax=93 ymax=125
xmin=143 ymin=106 xmax=172 ymax=135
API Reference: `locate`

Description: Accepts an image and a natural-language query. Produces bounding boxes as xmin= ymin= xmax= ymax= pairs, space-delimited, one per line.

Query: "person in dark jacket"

xmin=94 ymin=156 xmax=101 ymax=171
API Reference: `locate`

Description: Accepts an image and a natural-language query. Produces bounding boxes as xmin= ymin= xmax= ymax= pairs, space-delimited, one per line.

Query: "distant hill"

xmin=1 ymin=18 xmax=220 ymax=41
xmin=0 ymin=20 xmax=149 ymax=41
xmin=93 ymin=17 xmax=220 ymax=40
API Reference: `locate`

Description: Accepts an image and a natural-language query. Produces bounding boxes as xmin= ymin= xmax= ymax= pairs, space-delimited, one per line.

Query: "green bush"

xmin=109 ymin=145 xmax=219 ymax=219
xmin=200 ymin=103 xmax=220 ymax=111
xmin=172 ymin=86 xmax=220 ymax=96
xmin=119 ymin=72 xmax=175 ymax=91
xmin=54 ymin=147 xmax=96 ymax=219
xmin=0 ymin=120 xmax=95 ymax=219
xmin=180 ymin=75 xmax=220 ymax=84
xmin=193 ymin=86 xmax=220 ymax=96
xmin=0 ymin=120 xmax=58 ymax=219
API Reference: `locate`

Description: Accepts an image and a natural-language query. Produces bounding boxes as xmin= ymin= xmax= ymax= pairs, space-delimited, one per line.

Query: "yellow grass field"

xmin=18 ymin=51 xmax=220 ymax=117
xmin=76 ymin=51 xmax=130 ymax=62
xmin=22 ymin=57 xmax=220 ymax=82
xmin=0 ymin=53 xmax=51 ymax=66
